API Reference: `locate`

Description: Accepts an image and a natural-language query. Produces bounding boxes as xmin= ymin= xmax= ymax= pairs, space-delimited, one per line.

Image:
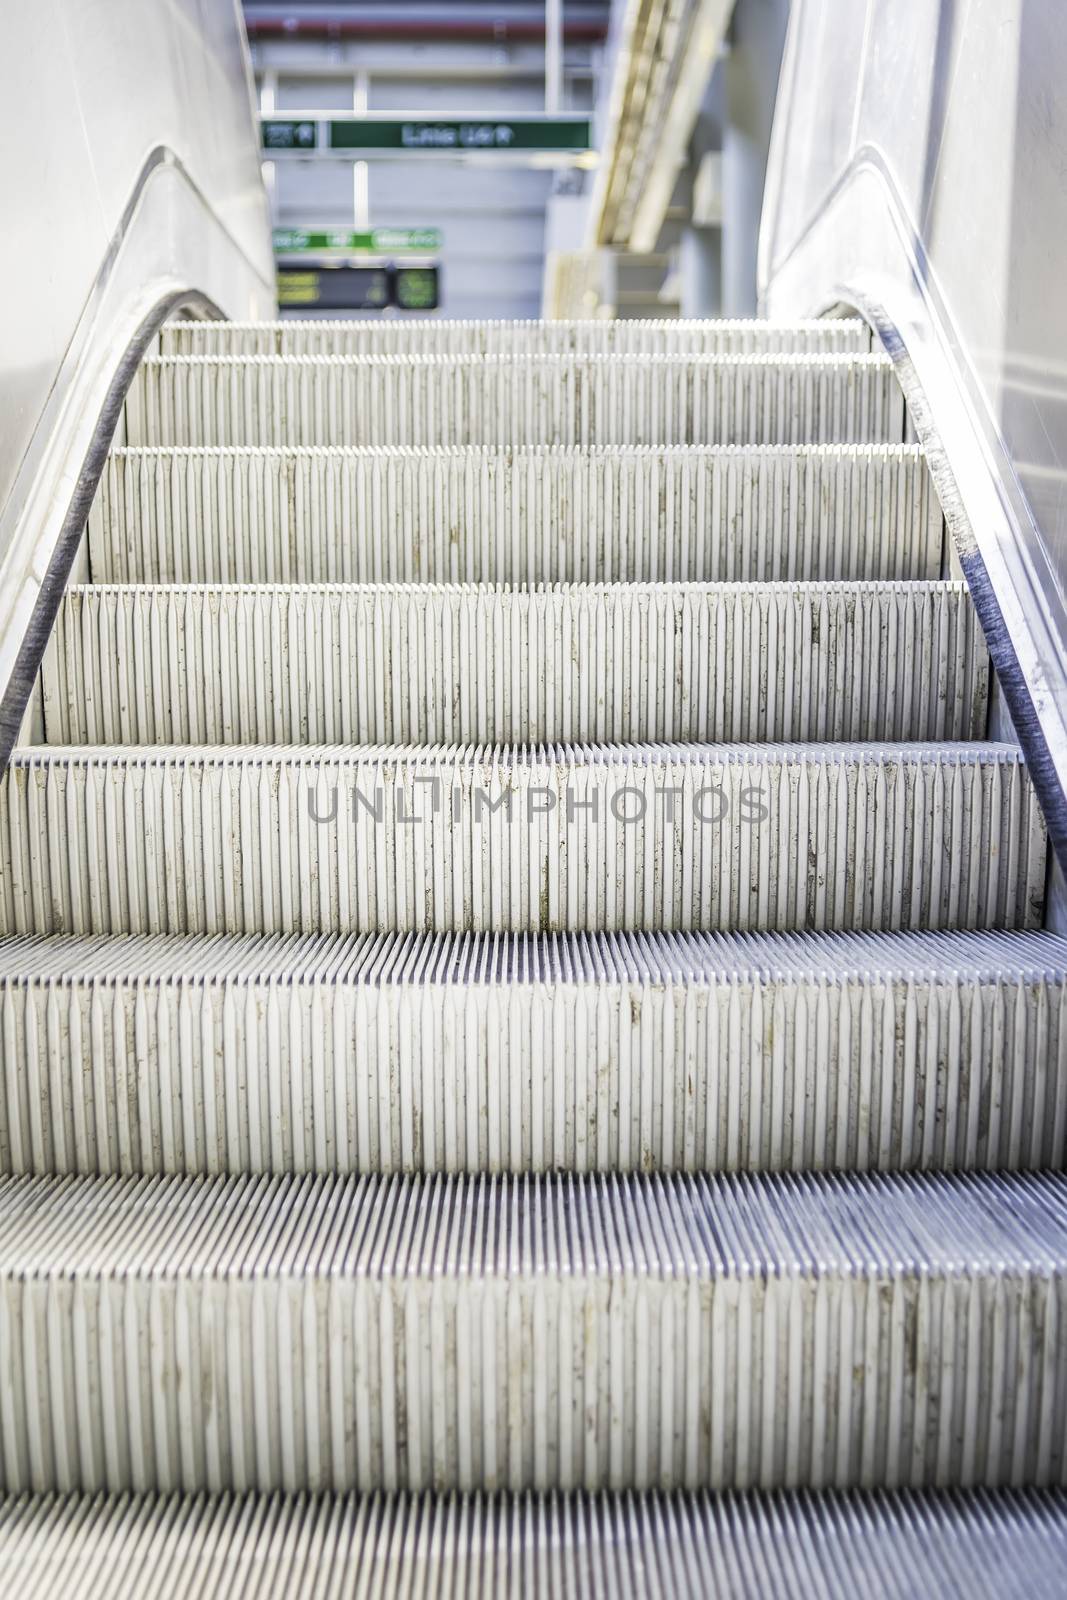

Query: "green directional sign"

xmin=262 ymin=117 xmax=591 ymax=154
xmin=330 ymin=118 xmax=591 ymax=151
xmin=273 ymin=228 xmax=441 ymax=254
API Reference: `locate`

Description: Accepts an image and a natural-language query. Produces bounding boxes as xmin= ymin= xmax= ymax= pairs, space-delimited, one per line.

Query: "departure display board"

xmin=276 ymin=266 xmax=391 ymax=311
xmin=276 ymin=264 xmax=440 ymax=313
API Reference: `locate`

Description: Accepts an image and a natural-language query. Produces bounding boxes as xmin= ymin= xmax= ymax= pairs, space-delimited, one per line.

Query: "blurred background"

xmin=247 ymin=0 xmax=789 ymax=319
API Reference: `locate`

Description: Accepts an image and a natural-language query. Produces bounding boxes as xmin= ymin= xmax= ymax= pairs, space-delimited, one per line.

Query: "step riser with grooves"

xmin=9 ymin=307 xmax=1067 ymax=1565
xmin=160 ymin=317 xmax=874 ymax=357
xmin=124 ymin=356 xmax=906 ymax=448
xmin=1 ymin=931 xmax=1064 ymax=1179
xmin=42 ymin=584 xmax=987 ymax=748
xmin=0 ymin=1169 xmax=1064 ymax=1494
xmin=1 ymin=1486 xmax=1064 ymax=1599
xmin=0 ymin=746 xmax=1044 ymax=937
xmin=91 ymin=446 xmax=941 ymax=586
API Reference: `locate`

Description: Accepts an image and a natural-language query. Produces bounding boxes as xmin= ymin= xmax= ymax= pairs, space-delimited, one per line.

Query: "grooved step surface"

xmin=159 ymin=315 xmax=874 ymax=357
xmin=1 ymin=1487 xmax=1065 ymax=1598
xmin=0 ymin=744 xmax=1044 ymax=937
xmin=90 ymin=445 xmax=941 ymax=586
xmin=1 ymin=929 xmax=1064 ymax=1179
xmin=0 ymin=1168 xmax=1065 ymax=1492
xmin=124 ymin=355 xmax=906 ymax=448
xmin=11 ymin=311 xmax=1060 ymax=1570
xmin=42 ymin=582 xmax=988 ymax=748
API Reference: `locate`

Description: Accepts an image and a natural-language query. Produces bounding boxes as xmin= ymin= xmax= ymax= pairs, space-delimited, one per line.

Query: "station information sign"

xmin=263 ymin=118 xmax=592 ymax=154
xmin=273 ymin=227 xmax=441 ymax=253
xmin=276 ymin=264 xmax=440 ymax=313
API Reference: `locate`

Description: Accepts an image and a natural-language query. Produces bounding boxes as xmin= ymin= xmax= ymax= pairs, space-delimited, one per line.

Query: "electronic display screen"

xmin=277 ymin=266 xmax=391 ymax=310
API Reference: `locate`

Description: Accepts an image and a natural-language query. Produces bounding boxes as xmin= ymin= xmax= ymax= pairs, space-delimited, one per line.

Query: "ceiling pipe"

xmin=243 ymin=10 xmax=608 ymax=44
xmin=545 ymin=0 xmax=563 ymax=111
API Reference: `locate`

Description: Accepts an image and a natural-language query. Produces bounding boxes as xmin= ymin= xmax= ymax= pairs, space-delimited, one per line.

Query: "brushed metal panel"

xmin=0 ymin=1 xmax=275 ymax=755
xmin=761 ymin=0 xmax=1067 ymax=869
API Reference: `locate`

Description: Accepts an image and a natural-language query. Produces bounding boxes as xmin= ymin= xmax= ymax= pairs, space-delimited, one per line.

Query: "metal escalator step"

xmin=0 ymin=1167 xmax=1065 ymax=1492
xmin=158 ymin=315 xmax=874 ymax=357
xmin=1 ymin=928 xmax=1064 ymax=1178
xmin=0 ymin=1488 xmax=1065 ymax=1599
xmin=90 ymin=444 xmax=940 ymax=586
xmin=0 ymin=744 xmax=1044 ymax=937
xmin=124 ymin=354 xmax=906 ymax=448
xmin=42 ymin=582 xmax=987 ymax=748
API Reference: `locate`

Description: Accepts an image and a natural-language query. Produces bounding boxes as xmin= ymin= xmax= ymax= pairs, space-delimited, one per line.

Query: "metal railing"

xmin=0 ymin=0 xmax=274 ymax=763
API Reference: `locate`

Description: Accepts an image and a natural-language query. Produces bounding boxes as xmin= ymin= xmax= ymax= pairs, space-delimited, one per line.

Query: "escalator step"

xmin=0 ymin=1167 xmax=1064 ymax=1492
xmin=0 ymin=927 xmax=1064 ymax=1178
xmin=91 ymin=443 xmax=938 ymax=586
xmin=42 ymin=581 xmax=987 ymax=748
xmin=0 ymin=742 xmax=1044 ymax=937
xmin=158 ymin=314 xmax=874 ymax=357
xmin=0 ymin=1486 xmax=1064 ymax=1598
xmin=124 ymin=353 xmax=906 ymax=448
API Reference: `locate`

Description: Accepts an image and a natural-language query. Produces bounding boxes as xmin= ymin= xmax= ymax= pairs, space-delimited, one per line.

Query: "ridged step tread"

xmin=124 ymin=354 xmax=906 ymax=449
xmin=1 ymin=928 xmax=1065 ymax=1178
xmin=42 ymin=582 xmax=988 ymax=748
xmin=0 ymin=1168 xmax=1065 ymax=1492
xmin=0 ymin=743 xmax=1044 ymax=937
xmin=90 ymin=444 xmax=940 ymax=586
xmin=159 ymin=315 xmax=874 ymax=357
xmin=1 ymin=1487 xmax=1064 ymax=1598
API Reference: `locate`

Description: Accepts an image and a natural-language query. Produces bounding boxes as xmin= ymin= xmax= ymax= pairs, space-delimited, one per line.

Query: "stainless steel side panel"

xmin=760 ymin=0 xmax=1067 ymax=867
xmin=0 ymin=0 xmax=274 ymax=754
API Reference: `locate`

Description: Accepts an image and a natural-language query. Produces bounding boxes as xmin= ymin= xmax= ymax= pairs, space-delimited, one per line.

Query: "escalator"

xmin=0 ymin=316 xmax=1065 ymax=1592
